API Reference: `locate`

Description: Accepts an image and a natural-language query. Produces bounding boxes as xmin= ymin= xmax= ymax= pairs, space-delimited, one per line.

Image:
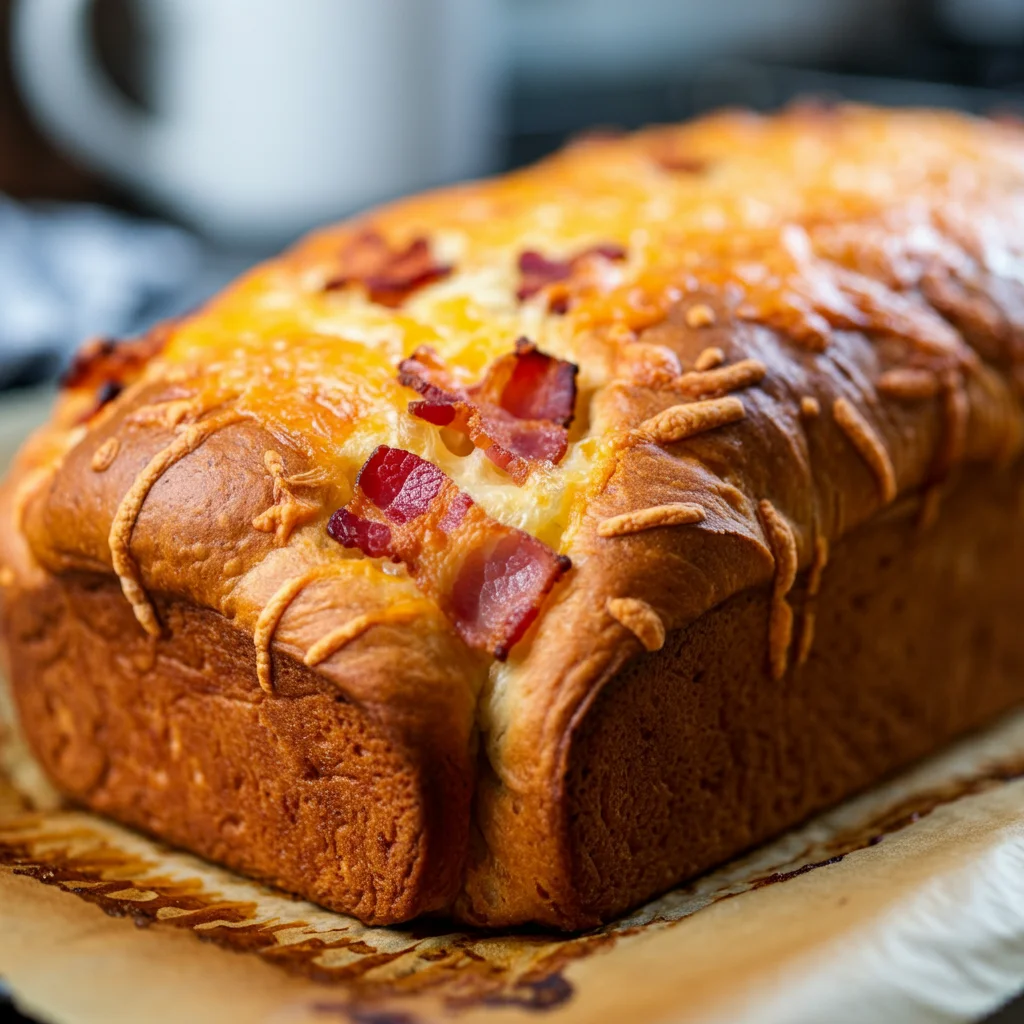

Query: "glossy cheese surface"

xmin=154 ymin=106 xmax=1024 ymax=565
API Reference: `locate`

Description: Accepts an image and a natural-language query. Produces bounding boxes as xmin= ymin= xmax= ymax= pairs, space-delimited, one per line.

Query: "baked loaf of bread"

xmin=3 ymin=105 xmax=1024 ymax=930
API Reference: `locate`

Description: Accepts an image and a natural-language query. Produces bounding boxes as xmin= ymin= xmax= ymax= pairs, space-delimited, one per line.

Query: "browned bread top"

xmin=3 ymin=104 xmax=1024 ymax=925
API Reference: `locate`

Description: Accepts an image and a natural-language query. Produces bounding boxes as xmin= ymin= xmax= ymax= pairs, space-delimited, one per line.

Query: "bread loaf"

xmin=3 ymin=105 xmax=1024 ymax=929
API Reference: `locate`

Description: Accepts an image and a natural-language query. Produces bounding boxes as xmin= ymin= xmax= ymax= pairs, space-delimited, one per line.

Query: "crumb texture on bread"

xmin=3 ymin=106 xmax=1024 ymax=926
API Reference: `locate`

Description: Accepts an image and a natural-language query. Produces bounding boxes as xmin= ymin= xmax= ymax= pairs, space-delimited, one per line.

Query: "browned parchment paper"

xmin=4 ymin=392 xmax=1024 ymax=1024
xmin=5 ymin=705 xmax=1024 ymax=1024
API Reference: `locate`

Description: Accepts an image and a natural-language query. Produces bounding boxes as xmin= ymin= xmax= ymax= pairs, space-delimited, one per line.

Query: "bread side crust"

xmin=2 ymin=573 xmax=474 ymax=924
xmin=0 ymin=390 xmax=482 ymax=924
xmin=565 ymin=466 xmax=1024 ymax=924
xmin=458 ymin=465 xmax=1024 ymax=928
xmin=457 ymin=285 xmax=1024 ymax=927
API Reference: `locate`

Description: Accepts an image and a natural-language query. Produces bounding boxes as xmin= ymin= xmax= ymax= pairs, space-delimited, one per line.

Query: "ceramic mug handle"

xmin=11 ymin=0 xmax=152 ymax=193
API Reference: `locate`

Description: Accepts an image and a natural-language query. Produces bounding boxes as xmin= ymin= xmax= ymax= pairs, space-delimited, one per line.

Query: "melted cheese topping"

xmin=131 ymin=106 xmax=1024 ymax=607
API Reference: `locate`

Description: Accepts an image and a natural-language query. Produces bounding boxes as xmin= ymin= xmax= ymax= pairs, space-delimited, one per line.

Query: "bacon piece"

xmin=94 ymin=379 xmax=123 ymax=407
xmin=498 ymin=339 xmax=577 ymax=426
xmin=62 ymin=328 xmax=169 ymax=392
xmin=516 ymin=243 xmax=626 ymax=310
xmin=654 ymin=152 xmax=709 ymax=174
xmin=646 ymin=133 xmax=711 ymax=174
xmin=324 ymin=230 xmax=452 ymax=308
xmin=397 ymin=339 xmax=578 ymax=484
xmin=328 ymin=509 xmax=394 ymax=560
xmin=357 ymin=446 xmax=447 ymax=522
xmin=327 ymin=446 xmax=570 ymax=658
xmin=71 ymin=378 xmax=125 ymax=425
xmin=63 ymin=327 xmax=171 ymax=423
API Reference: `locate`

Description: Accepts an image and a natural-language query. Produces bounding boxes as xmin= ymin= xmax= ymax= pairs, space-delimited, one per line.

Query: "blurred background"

xmin=0 ymin=0 xmax=1022 ymax=397
xmin=2 ymin=4 xmax=1024 ymax=1022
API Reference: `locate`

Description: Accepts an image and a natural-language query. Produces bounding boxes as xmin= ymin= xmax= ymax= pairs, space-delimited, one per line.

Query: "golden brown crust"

xmin=565 ymin=467 xmax=1024 ymax=924
xmin=3 ymin=574 xmax=474 ymax=924
xmin=4 ymin=105 xmax=1024 ymax=928
xmin=1 ymin=387 xmax=483 ymax=924
xmin=109 ymin=409 xmax=250 ymax=636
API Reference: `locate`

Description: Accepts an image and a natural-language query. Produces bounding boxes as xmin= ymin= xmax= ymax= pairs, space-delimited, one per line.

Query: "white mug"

xmin=11 ymin=0 xmax=501 ymax=244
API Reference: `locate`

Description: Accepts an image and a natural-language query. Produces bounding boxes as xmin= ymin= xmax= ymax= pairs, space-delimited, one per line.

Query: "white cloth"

xmin=0 ymin=198 xmax=201 ymax=389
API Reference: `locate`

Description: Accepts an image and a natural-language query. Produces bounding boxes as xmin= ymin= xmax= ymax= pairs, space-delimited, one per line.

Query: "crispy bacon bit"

xmin=398 ymin=339 xmax=578 ymax=484
xmin=60 ymin=342 xmax=111 ymax=389
xmin=495 ymin=338 xmax=577 ymax=426
xmin=64 ymin=327 xmax=171 ymax=422
xmin=67 ymin=335 xmax=163 ymax=423
xmin=516 ymin=243 xmax=626 ymax=309
xmin=660 ymin=155 xmax=708 ymax=174
xmin=329 ymin=509 xmax=394 ymax=560
xmin=62 ymin=329 xmax=168 ymax=392
xmin=74 ymin=378 xmax=125 ymax=424
xmin=327 ymin=446 xmax=570 ymax=658
xmin=324 ymin=230 xmax=452 ymax=307
xmin=649 ymin=140 xmax=710 ymax=174
xmin=95 ymin=379 xmax=123 ymax=406
xmin=62 ymin=338 xmax=115 ymax=389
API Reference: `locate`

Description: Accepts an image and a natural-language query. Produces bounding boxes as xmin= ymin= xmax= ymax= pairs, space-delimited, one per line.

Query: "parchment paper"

xmin=3 ymin=392 xmax=1024 ymax=1024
